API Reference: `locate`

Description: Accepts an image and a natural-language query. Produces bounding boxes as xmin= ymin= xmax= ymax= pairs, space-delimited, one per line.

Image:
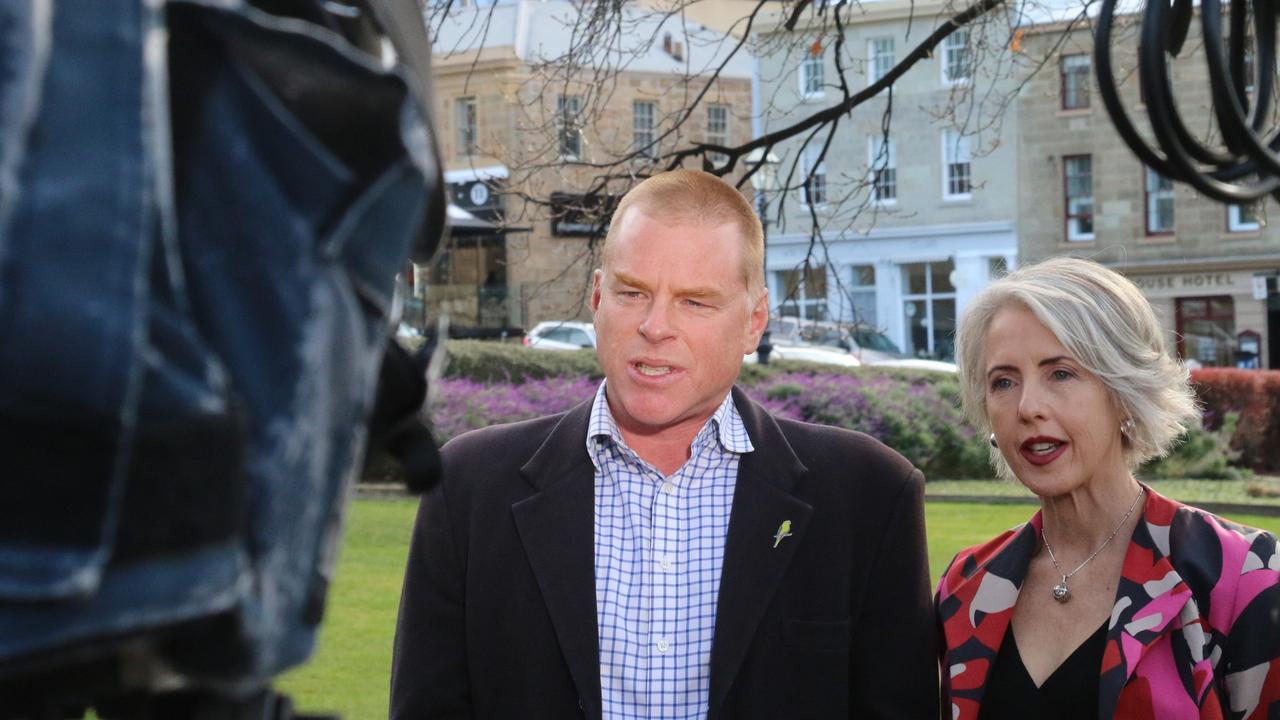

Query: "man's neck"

xmin=618 ymin=424 xmax=702 ymax=477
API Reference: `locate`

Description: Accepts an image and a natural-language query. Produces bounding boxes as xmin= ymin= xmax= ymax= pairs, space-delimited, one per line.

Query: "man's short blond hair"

xmin=602 ymin=169 xmax=765 ymax=298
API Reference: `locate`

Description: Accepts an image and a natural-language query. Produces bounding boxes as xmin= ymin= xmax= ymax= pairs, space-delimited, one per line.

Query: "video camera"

xmin=0 ymin=0 xmax=445 ymax=717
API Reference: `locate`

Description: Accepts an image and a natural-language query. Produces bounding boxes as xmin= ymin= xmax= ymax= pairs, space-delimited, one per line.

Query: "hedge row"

xmin=426 ymin=341 xmax=989 ymax=480
xmin=374 ymin=342 xmax=1273 ymax=483
xmin=1191 ymin=368 xmax=1280 ymax=473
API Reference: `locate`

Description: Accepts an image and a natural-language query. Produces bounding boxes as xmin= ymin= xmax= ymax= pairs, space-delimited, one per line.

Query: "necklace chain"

xmin=1042 ymin=486 xmax=1145 ymax=602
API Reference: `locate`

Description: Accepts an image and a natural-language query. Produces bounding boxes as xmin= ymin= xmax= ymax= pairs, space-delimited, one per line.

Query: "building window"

xmin=1145 ymin=167 xmax=1175 ymax=234
xmin=800 ymin=46 xmax=825 ymax=99
xmin=902 ymin=260 xmax=957 ymax=360
xmin=1061 ymin=54 xmax=1091 ymax=109
xmin=706 ymin=104 xmax=729 ymax=167
xmin=869 ymin=135 xmax=897 ymax=203
xmin=1176 ymin=296 xmax=1235 ymax=366
xmin=633 ymin=100 xmax=656 ymax=157
xmin=847 ymin=264 xmax=877 ymax=327
xmin=1064 ymin=155 xmax=1094 ymax=241
xmin=802 ymin=145 xmax=827 ymax=206
xmin=455 ymin=96 xmax=477 ymax=157
xmin=557 ymin=95 xmax=582 ymax=159
xmin=943 ymin=130 xmax=972 ymax=199
xmin=868 ymin=37 xmax=894 ymax=84
xmin=1229 ymin=201 xmax=1262 ymax=232
xmin=776 ymin=264 xmax=828 ymax=321
xmin=988 ymin=257 xmax=1008 ymax=279
xmin=943 ymin=30 xmax=972 ymax=84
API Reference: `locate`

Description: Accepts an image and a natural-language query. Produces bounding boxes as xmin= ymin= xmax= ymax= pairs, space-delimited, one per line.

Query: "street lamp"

xmin=746 ymin=147 xmax=780 ymax=364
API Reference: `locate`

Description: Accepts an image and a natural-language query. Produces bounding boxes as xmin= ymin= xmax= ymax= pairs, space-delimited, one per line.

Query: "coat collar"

xmin=508 ymin=387 xmax=811 ymax=720
xmin=937 ymin=487 xmax=1194 ymax=720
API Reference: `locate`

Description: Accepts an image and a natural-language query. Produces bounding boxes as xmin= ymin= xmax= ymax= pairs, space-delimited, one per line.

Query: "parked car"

xmin=523 ymin=321 xmax=597 ymax=350
xmin=765 ymin=317 xmax=956 ymax=372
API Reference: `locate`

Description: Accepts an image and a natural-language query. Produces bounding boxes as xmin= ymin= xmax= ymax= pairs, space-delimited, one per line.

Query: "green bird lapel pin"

xmin=772 ymin=519 xmax=793 ymax=549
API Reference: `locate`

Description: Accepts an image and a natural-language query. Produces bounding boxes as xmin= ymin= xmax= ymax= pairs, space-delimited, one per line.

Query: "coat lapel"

xmin=1097 ymin=489 xmax=1193 ymax=720
xmin=510 ymin=401 xmax=603 ymax=720
xmin=706 ymin=389 xmax=813 ymax=720
xmin=936 ymin=519 xmax=1038 ymax=720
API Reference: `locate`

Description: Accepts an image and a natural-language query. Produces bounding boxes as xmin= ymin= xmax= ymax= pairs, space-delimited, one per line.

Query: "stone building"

xmin=754 ymin=0 xmax=1021 ymax=361
xmin=421 ymin=0 xmax=754 ymax=332
xmin=1017 ymin=17 xmax=1280 ymax=369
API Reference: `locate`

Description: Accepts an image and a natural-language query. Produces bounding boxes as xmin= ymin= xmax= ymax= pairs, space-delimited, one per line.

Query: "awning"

xmin=443 ymin=165 xmax=509 ymax=183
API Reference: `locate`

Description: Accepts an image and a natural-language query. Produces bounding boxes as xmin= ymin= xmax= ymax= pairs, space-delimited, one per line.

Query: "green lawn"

xmin=929 ymin=477 xmax=1280 ymax=505
xmin=279 ymin=497 xmax=1280 ymax=718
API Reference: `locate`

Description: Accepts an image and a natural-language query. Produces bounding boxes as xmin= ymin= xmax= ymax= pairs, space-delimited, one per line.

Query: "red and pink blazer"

xmin=936 ymin=488 xmax=1280 ymax=719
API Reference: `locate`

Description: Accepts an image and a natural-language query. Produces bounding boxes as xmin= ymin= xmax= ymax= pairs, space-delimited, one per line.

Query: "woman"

xmin=936 ymin=257 xmax=1280 ymax=719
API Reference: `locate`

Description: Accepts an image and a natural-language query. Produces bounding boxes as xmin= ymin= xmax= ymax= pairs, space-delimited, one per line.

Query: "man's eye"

xmin=683 ymin=299 xmax=708 ymax=308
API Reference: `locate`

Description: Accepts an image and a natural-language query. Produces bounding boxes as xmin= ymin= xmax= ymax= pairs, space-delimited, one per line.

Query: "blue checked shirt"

xmin=587 ymin=380 xmax=751 ymax=720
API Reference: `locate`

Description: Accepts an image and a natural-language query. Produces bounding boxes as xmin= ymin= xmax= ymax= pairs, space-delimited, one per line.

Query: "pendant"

xmin=1052 ymin=581 xmax=1070 ymax=602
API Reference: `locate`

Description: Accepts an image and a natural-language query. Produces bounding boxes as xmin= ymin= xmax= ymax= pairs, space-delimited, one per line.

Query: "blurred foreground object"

xmin=0 ymin=0 xmax=443 ymax=716
xmin=1097 ymin=0 xmax=1280 ymax=202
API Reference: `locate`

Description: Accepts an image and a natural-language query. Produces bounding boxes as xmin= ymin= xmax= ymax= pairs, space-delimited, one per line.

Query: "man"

xmin=390 ymin=170 xmax=937 ymax=719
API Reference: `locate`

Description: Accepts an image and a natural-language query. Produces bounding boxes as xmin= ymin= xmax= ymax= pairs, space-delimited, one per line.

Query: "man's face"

xmin=591 ymin=207 xmax=767 ymax=440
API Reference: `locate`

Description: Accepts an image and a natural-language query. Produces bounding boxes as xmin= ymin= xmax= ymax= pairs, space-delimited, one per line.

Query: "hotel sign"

xmin=1129 ymin=271 xmax=1250 ymax=298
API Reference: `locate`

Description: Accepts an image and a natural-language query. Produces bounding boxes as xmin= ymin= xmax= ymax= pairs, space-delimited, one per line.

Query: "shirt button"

xmin=656 ymin=638 xmax=671 ymax=653
xmin=661 ymin=482 xmax=676 ymax=494
xmin=659 ymin=554 xmax=673 ymax=571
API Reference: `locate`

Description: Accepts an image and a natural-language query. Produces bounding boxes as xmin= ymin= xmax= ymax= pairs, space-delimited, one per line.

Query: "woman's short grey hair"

xmin=955 ymin=257 xmax=1200 ymax=478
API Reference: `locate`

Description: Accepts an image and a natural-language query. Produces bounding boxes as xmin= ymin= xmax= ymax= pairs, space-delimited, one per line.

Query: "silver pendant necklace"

xmin=1042 ymin=486 xmax=1145 ymax=602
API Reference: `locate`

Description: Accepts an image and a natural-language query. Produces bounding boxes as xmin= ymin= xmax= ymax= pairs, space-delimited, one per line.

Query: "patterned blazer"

xmin=936 ymin=487 xmax=1280 ymax=719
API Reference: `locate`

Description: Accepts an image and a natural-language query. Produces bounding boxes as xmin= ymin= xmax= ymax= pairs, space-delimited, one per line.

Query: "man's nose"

xmin=638 ymin=300 xmax=676 ymax=342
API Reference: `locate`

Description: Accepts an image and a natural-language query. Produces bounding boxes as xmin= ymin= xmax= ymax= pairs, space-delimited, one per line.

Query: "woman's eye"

xmin=990 ymin=378 xmax=1013 ymax=391
xmin=1051 ymin=369 xmax=1074 ymax=381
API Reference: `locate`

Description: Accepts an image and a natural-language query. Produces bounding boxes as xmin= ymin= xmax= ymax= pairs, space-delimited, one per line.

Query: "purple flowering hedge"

xmin=421 ymin=342 xmax=992 ymax=480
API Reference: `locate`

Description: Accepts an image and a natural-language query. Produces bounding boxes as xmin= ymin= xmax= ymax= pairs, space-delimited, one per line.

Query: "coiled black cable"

xmin=1096 ymin=0 xmax=1280 ymax=201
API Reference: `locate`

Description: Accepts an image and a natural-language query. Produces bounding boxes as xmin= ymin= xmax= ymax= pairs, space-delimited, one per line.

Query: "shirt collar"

xmin=585 ymin=380 xmax=753 ymax=464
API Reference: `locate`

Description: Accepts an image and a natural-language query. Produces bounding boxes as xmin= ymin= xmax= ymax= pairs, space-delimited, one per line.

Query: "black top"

xmin=978 ymin=621 xmax=1108 ymax=720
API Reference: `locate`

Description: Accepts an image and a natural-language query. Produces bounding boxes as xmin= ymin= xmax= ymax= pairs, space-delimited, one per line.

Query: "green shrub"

xmin=442 ymin=340 xmax=602 ymax=382
xmin=1141 ymin=413 xmax=1248 ymax=480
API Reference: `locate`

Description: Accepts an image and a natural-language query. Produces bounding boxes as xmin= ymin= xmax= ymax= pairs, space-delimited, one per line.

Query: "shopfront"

xmin=766 ymin=221 xmax=1017 ymax=362
xmin=1126 ymin=268 xmax=1278 ymax=370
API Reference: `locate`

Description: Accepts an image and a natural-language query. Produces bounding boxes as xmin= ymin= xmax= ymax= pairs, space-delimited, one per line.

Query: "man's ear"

xmin=745 ymin=287 xmax=769 ymax=353
xmin=589 ymin=269 xmax=604 ymax=315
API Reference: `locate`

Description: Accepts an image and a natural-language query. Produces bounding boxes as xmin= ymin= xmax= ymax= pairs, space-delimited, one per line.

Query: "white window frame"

xmin=775 ymin=265 xmax=829 ymax=321
xmin=455 ymin=96 xmax=477 ymax=157
xmin=868 ymin=135 xmax=897 ymax=205
xmin=799 ymin=49 xmax=825 ymax=100
xmin=633 ymin=100 xmax=656 ymax=158
xmin=557 ymin=95 xmax=582 ymax=160
xmin=942 ymin=30 xmax=972 ymax=85
xmin=868 ymin=37 xmax=894 ymax=85
xmin=801 ymin=145 xmax=828 ymax=206
xmin=1064 ymin=154 xmax=1095 ymax=242
xmin=1060 ymin=53 xmax=1091 ymax=110
xmin=706 ymin=104 xmax=729 ymax=167
xmin=901 ymin=260 xmax=957 ymax=358
xmin=846 ymin=264 xmax=877 ymax=327
xmin=1229 ymin=202 xmax=1262 ymax=232
xmin=942 ymin=130 xmax=972 ymax=200
xmin=1145 ymin=167 xmax=1175 ymax=235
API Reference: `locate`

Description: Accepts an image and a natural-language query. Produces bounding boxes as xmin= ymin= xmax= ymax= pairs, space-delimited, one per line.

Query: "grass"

xmin=929 ymin=477 xmax=1280 ymax=505
xmin=276 ymin=500 xmax=420 ymax=719
xmin=278 ymin=497 xmax=1280 ymax=718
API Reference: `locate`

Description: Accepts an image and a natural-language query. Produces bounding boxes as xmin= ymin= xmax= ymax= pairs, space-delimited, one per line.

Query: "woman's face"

xmin=982 ymin=305 xmax=1128 ymax=497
